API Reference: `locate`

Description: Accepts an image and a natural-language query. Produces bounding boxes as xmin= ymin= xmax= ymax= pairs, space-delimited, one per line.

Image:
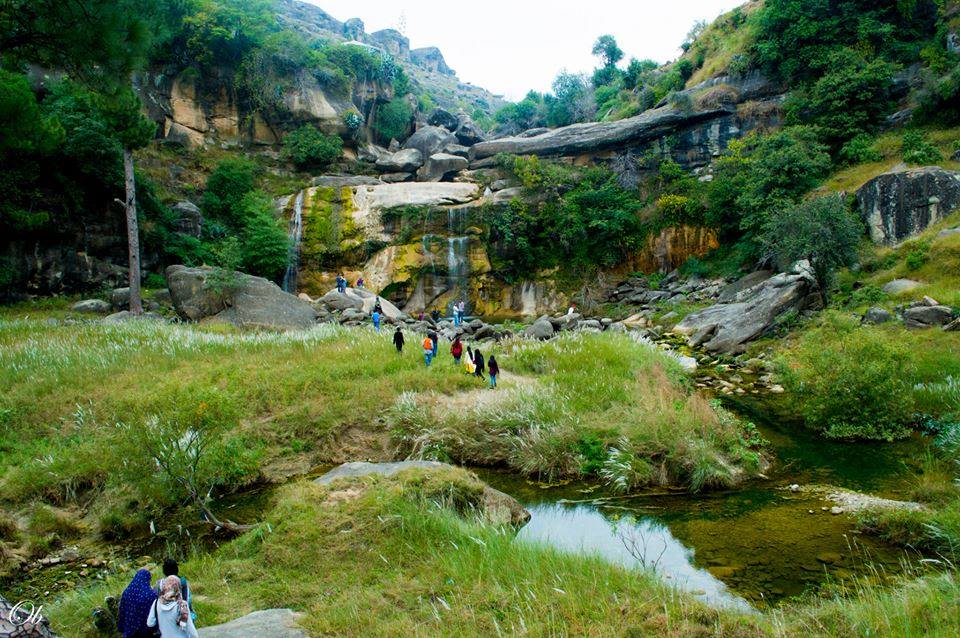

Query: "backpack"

xmin=423 ymin=337 xmax=433 ymax=351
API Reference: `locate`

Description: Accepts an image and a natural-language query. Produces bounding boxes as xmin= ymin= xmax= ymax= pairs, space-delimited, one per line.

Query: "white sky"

xmin=308 ymin=0 xmax=745 ymax=101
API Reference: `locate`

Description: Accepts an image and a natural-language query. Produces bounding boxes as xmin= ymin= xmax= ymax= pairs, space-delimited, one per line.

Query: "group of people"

xmin=392 ymin=329 xmax=499 ymax=388
xmin=335 ymin=273 xmax=365 ymax=293
xmin=117 ymin=559 xmax=197 ymax=638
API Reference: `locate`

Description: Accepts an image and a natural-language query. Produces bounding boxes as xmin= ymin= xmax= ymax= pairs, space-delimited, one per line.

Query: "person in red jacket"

xmin=450 ymin=336 xmax=463 ymax=365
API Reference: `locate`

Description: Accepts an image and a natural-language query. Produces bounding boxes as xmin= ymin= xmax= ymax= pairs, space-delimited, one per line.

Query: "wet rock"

xmin=198 ymin=609 xmax=308 ymax=638
xmin=72 ymin=299 xmax=111 ymax=313
xmin=856 ymin=167 xmax=960 ymax=245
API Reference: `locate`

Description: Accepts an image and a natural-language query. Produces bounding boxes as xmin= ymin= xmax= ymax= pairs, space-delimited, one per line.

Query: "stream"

xmin=480 ymin=397 xmax=928 ymax=610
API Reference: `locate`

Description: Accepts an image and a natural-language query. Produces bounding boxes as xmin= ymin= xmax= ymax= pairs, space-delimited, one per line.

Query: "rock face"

xmin=631 ymin=226 xmax=719 ymax=274
xmin=472 ymin=106 xmax=734 ymax=160
xmin=166 ymin=265 xmax=317 ymax=330
xmin=856 ymin=167 xmax=960 ymax=245
xmin=411 ymin=47 xmax=456 ymax=76
xmin=352 ymin=182 xmax=480 ymax=209
xmin=674 ymin=264 xmax=821 ymax=353
xmin=198 ymin=609 xmax=307 ymax=638
xmin=315 ymin=461 xmax=530 ymax=527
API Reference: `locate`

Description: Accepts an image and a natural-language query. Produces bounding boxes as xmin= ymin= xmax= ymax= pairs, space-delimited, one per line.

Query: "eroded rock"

xmin=856 ymin=167 xmax=960 ymax=245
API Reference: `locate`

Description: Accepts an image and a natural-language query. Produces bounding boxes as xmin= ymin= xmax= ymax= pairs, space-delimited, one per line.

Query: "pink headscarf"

xmin=159 ymin=575 xmax=190 ymax=628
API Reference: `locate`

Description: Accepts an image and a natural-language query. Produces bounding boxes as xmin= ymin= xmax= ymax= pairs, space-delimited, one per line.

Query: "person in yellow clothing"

xmin=464 ymin=345 xmax=476 ymax=374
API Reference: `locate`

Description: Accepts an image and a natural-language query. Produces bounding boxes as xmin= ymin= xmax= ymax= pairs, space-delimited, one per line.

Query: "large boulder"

xmin=470 ymin=106 xmax=731 ymax=160
xmin=320 ymin=290 xmax=364 ymax=312
xmin=673 ymin=264 xmax=821 ymax=353
xmin=417 ymin=153 xmax=468 ymax=182
xmin=72 ymin=299 xmax=111 ymax=313
xmin=525 ymin=318 xmax=555 ymax=340
xmin=166 ymin=265 xmax=317 ymax=330
xmin=323 ymin=287 xmax=403 ymax=320
xmin=351 ymin=182 xmax=480 ymax=209
xmin=403 ymin=125 xmax=457 ymax=158
xmin=172 ymin=201 xmax=202 ymax=237
xmin=455 ymin=118 xmax=485 ymax=146
xmin=426 ymin=107 xmax=460 ymax=131
xmin=375 ymin=148 xmax=423 ymax=173
xmin=198 ymin=609 xmax=307 ymax=638
xmin=882 ymin=278 xmax=922 ymax=295
xmin=856 ymin=167 xmax=960 ymax=245
xmin=315 ymin=461 xmax=530 ymax=527
xmin=904 ymin=305 xmax=953 ymax=328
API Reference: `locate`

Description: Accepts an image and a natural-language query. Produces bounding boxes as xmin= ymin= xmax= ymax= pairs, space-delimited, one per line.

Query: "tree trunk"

xmin=123 ymin=147 xmax=143 ymax=314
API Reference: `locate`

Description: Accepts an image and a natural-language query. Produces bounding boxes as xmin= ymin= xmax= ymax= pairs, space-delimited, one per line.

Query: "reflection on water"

xmin=519 ymin=502 xmax=753 ymax=611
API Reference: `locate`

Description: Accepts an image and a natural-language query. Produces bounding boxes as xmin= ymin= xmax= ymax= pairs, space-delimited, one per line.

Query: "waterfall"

xmin=281 ymin=190 xmax=305 ymax=294
xmin=446 ymin=209 xmax=470 ymax=316
xmin=520 ymin=281 xmax=538 ymax=316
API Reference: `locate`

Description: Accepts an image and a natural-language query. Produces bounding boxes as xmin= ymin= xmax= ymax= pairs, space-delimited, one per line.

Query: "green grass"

xmin=41 ymin=468 xmax=960 ymax=638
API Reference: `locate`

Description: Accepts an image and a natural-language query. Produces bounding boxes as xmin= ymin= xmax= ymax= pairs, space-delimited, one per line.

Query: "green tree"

xmin=592 ymin=35 xmax=624 ymax=68
xmin=760 ymin=194 xmax=863 ymax=296
xmin=374 ymin=98 xmax=413 ymax=145
xmin=201 ymin=158 xmax=257 ymax=226
xmin=238 ymin=191 xmax=289 ymax=282
xmin=282 ymin=125 xmax=343 ymax=169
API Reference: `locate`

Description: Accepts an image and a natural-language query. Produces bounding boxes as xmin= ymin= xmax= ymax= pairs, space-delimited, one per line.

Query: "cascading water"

xmin=281 ymin=190 xmax=305 ymax=294
xmin=446 ymin=208 xmax=470 ymax=316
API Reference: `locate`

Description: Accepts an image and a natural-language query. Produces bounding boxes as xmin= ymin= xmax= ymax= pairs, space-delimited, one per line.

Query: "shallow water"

xmin=479 ymin=397 xmax=929 ymax=609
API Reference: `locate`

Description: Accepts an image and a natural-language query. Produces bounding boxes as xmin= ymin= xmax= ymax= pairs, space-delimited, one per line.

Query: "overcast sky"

xmin=309 ymin=1 xmax=745 ymax=101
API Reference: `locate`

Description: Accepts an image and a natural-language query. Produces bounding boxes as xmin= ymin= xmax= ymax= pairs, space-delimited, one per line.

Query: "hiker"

xmin=418 ymin=311 xmax=424 ymax=321
xmin=160 ymin=559 xmax=193 ymax=619
xmin=567 ymin=303 xmax=576 ymax=316
xmin=474 ymin=348 xmax=485 ymax=381
xmin=465 ymin=346 xmax=476 ymax=374
xmin=422 ymin=334 xmax=435 ymax=366
xmin=488 ymin=354 xmax=500 ymax=389
xmin=372 ymin=310 xmax=381 ymax=333
xmin=458 ymin=300 xmax=467 ymax=326
xmin=451 ymin=336 xmax=463 ymax=364
xmin=336 ymin=274 xmax=346 ymax=293
xmin=356 ymin=276 xmax=365 ymax=289
xmin=428 ymin=328 xmax=439 ymax=358
xmin=393 ymin=327 xmax=404 ymax=353
xmin=147 ymin=576 xmax=198 ymax=638
xmin=117 ymin=569 xmax=156 ymax=638
xmin=431 ymin=308 xmax=441 ymax=323
xmin=452 ymin=300 xmax=461 ymax=326
xmin=374 ymin=297 xmax=383 ymax=314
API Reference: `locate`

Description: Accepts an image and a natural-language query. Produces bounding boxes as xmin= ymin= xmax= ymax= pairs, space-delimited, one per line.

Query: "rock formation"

xmin=856 ymin=166 xmax=960 ymax=245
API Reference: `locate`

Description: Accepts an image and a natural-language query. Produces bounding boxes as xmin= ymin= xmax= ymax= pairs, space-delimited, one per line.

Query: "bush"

xmin=838 ymin=133 xmax=882 ymax=165
xmin=781 ymin=316 xmax=916 ymax=440
xmin=902 ymin=129 xmax=942 ymax=165
xmin=238 ymin=191 xmax=290 ymax=282
xmin=201 ymin=158 xmax=257 ymax=226
xmin=374 ymin=99 xmax=413 ymax=144
xmin=282 ymin=125 xmax=342 ymax=169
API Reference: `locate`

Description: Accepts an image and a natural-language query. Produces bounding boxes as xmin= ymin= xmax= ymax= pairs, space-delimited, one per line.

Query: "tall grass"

xmin=391 ymin=332 xmax=763 ymax=490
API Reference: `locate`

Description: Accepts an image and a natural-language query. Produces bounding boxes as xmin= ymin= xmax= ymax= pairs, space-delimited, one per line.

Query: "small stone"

xmin=830 ymin=506 xmax=844 ymax=515
xmin=770 ymin=385 xmax=785 ymax=394
xmin=789 ymin=484 xmax=800 ymax=492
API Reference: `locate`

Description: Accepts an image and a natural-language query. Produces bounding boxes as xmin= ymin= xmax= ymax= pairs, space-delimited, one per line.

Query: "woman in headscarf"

xmin=117 ymin=569 xmax=157 ymax=638
xmin=147 ymin=575 xmax=198 ymax=638
xmin=473 ymin=348 xmax=485 ymax=381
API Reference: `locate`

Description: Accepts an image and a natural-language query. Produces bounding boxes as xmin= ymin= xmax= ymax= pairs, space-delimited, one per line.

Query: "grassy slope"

xmin=43 ymin=468 xmax=960 ymax=638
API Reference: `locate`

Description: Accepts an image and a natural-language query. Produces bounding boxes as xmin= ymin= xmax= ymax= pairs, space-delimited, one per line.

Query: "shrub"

xmin=238 ymin=191 xmax=290 ymax=282
xmin=374 ymin=98 xmax=413 ymax=144
xmin=282 ymin=125 xmax=343 ymax=169
xmin=902 ymin=129 xmax=942 ymax=165
xmin=838 ymin=134 xmax=882 ymax=165
xmin=201 ymin=158 xmax=257 ymax=226
xmin=781 ymin=316 xmax=916 ymax=440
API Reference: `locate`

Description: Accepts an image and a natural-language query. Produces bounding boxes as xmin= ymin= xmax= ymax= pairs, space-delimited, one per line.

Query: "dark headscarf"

xmin=118 ymin=569 xmax=156 ymax=638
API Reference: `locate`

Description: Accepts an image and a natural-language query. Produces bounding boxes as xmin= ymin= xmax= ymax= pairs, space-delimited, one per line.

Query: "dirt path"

xmin=435 ymin=371 xmax=540 ymax=413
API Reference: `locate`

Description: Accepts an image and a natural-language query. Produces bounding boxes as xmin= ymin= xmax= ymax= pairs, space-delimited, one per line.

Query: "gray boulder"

xmin=376 ymin=148 xmax=423 ymax=173
xmin=904 ymin=305 xmax=953 ymax=328
xmin=938 ymin=227 xmax=960 ymax=239
xmin=403 ymin=125 xmax=457 ymax=158
xmin=315 ymin=461 xmax=530 ymax=527
xmin=418 ymin=153 xmax=468 ymax=182
xmin=882 ymin=278 xmax=922 ymax=295
xmin=862 ymin=307 xmax=894 ymax=324
xmin=526 ymin=318 xmax=555 ymax=340
xmin=455 ymin=118 xmax=485 ymax=146
xmin=72 ymin=299 xmax=111 ymax=313
xmin=470 ymin=106 xmax=731 ymax=159
xmin=427 ymin=108 xmax=460 ymax=132
xmin=111 ymin=287 xmax=131 ymax=309
xmin=856 ymin=167 xmax=960 ymax=245
xmin=379 ymin=172 xmax=415 ymax=183
xmin=717 ymin=271 xmax=774 ymax=303
xmin=674 ymin=265 xmax=821 ymax=353
xmin=102 ymin=310 xmax=164 ymax=324
xmin=320 ymin=290 xmax=364 ymax=312
xmin=166 ymin=265 xmax=317 ymax=330
xmin=198 ymin=609 xmax=306 ymax=638
xmin=172 ymin=201 xmax=202 ymax=238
